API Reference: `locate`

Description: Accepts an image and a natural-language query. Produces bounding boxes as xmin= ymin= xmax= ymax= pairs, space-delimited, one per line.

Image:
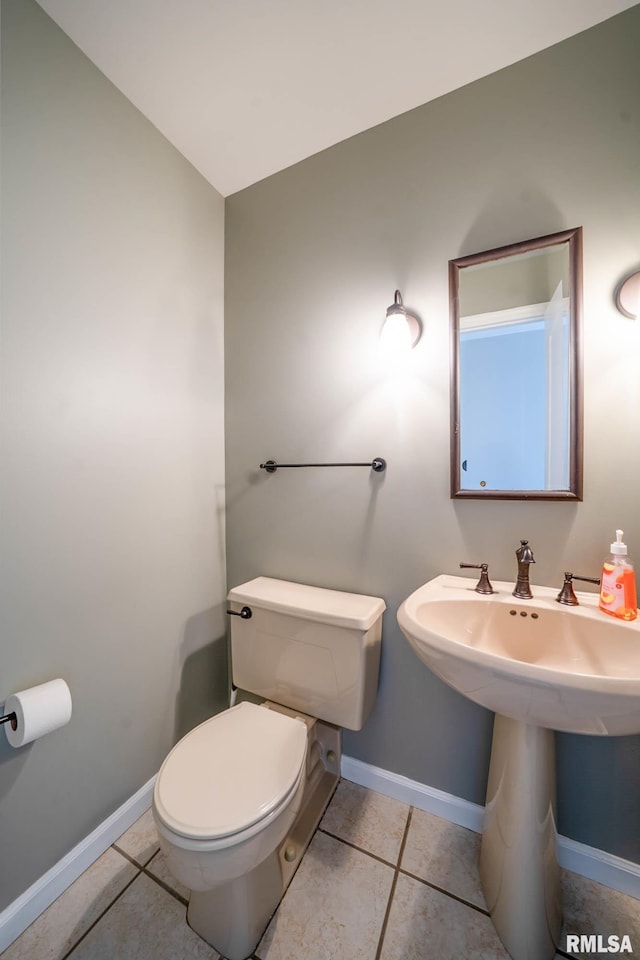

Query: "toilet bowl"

xmin=152 ymin=576 xmax=385 ymax=960
xmin=153 ymin=701 xmax=308 ymax=891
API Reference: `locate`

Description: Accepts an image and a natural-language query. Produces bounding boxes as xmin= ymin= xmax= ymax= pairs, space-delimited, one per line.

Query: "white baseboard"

xmin=341 ymin=755 xmax=485 ymax=832
xmin=341 ymin=755 xmax=640 ymax=901
xmin=557 ymin=836 xmax=640 ymax=900
xmin=0 ymin=775 xmax=156 ymax=954
xmin=4 ymin=756 xmax=639 ymax=954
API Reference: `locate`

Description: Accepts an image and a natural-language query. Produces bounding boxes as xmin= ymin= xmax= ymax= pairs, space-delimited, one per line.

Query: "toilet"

xmin=152 ymin=576 xmax=385 ymax=960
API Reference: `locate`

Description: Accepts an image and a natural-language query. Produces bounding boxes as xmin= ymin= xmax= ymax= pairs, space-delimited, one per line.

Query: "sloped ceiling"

xmin=36 ymin=0 xmax=639 ymax=196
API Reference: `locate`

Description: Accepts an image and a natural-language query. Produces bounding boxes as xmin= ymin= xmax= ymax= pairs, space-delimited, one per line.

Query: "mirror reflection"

xmin=450 ymin=228 xmax=583 ymax=500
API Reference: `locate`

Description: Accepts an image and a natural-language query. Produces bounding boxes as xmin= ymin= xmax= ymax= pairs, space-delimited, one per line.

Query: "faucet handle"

xmin=460 ymin=562 xmax=495 ymax=595
xmin=556 ymin=572 xmax=601 ymax=606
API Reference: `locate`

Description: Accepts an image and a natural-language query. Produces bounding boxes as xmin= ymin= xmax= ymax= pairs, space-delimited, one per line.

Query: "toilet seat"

xmin=153 ymin=702 xmax=307 ymax=843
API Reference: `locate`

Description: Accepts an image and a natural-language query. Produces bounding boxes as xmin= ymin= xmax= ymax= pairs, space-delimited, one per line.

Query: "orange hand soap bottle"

xmin=599 ymin=529 xmax=637 ymax=621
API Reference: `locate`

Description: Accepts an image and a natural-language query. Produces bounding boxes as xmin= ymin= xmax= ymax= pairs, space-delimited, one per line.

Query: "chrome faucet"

xmin=513 ymin=539 xmax=535 ymax=599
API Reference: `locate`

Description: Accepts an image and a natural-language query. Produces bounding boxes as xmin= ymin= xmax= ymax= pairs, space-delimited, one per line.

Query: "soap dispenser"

xmin=599 ymin=530 xmax=637 ymax=621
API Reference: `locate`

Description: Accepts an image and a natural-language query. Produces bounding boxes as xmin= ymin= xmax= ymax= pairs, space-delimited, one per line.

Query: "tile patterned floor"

xmin=3 ymin=779 xmax=639 ymax=960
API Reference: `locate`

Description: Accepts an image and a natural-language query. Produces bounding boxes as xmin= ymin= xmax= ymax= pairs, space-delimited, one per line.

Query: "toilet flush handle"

xmin=226 ymin=605 xmax=252 ymax=620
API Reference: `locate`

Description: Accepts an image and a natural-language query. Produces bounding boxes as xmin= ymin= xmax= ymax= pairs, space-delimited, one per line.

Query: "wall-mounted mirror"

xmin=449 ymin=227 xmax=583 ymax=500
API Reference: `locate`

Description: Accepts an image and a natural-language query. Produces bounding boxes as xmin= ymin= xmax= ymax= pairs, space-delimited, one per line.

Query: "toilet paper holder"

xmin=0 ymin=711 xmax=17 ymax=731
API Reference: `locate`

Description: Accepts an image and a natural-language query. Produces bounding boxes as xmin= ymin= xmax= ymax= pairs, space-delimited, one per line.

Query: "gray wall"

xmin=0 ymin=0 xmax=227 ymax=909
xmin=225 ymin=7 xmax=640 ymax=862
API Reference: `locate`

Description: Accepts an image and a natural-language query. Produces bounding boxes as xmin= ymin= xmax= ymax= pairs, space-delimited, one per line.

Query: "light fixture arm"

xmin=386 ymin=289 xmax=406 ymax=319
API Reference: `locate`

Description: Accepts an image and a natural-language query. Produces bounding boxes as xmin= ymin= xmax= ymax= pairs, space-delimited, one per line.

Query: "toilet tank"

xmin=227 ymin=577 xmax=385 ymax=730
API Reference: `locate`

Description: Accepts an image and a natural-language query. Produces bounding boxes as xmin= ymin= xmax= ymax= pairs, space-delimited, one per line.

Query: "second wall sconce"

xmin=615 ymin=270 xmax=640 ymax=319
xmin=380 ymin=290 xmax=422 ymax=356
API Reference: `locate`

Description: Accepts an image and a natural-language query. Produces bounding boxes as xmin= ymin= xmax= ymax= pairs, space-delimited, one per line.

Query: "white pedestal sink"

xmin=398 ymin=574 xmax=640 ymax=960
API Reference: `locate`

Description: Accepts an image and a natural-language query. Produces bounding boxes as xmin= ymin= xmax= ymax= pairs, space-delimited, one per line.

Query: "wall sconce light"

xmin=615 ymin=269 xmax=640 ymax=319
xmin=380 ymin=290 xmax=422 ymax=357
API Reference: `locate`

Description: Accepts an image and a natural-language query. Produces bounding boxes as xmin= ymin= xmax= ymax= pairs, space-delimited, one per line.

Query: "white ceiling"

xmin=37 ymin=0 xmax=638 ymax=197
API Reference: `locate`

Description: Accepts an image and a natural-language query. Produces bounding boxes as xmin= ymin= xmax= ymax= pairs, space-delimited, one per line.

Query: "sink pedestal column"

xmin=480 ymin=715 xmax=561 ymax=960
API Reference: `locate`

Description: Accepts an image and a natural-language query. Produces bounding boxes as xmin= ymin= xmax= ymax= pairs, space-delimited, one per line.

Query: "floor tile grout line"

xmin=112 ymin=844 xmax=190 ymax=906
xmin=318 ymin=824 xmax=491 ymax=919
xmin=111 ymin=841 xmax=157 ymax=870
xmin=396 ymin=806 xmax=414 ymax=870
xmin=58 ymin=867 xmax=143 ymax=960
xmin=142 ymin=861 xmax=189 ymax=907
xmin=397 ymin=866 xmax=491 ymax=917
xmin=374 ymin=806 xmax=414 ymax=960
xmin=317 ymin=827 xmax=398 ymax=870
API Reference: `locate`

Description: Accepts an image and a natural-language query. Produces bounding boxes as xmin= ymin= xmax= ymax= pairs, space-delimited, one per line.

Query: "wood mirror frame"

xmin=449 ymin=227 xmax=583 ymax=501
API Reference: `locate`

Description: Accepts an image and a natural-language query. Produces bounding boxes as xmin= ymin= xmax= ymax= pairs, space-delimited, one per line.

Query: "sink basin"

xmin=398 ymin=574 xmax=640 ymax=735
xmin=399 ymin=572 xmax=640 ymax=960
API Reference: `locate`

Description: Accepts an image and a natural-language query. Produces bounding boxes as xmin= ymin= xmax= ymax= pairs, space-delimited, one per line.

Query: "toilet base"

xmin=186 ymin=713 xmax=341 ymax=960
xmin=188 ymin=853 xmax=282 ymax=960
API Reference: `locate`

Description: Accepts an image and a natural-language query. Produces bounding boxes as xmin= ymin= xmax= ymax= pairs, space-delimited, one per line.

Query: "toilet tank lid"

xmin=228 ymin=577 xmax=386 ymax=630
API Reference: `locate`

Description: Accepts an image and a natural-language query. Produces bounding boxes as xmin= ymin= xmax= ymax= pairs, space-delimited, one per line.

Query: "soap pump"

xmin=599 ymin=529 xmax=637 ymax=621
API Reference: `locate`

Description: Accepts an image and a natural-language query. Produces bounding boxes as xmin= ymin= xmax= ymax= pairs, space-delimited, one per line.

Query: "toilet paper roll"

xmin=4 ymin=679 xmax=72 ymax=748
